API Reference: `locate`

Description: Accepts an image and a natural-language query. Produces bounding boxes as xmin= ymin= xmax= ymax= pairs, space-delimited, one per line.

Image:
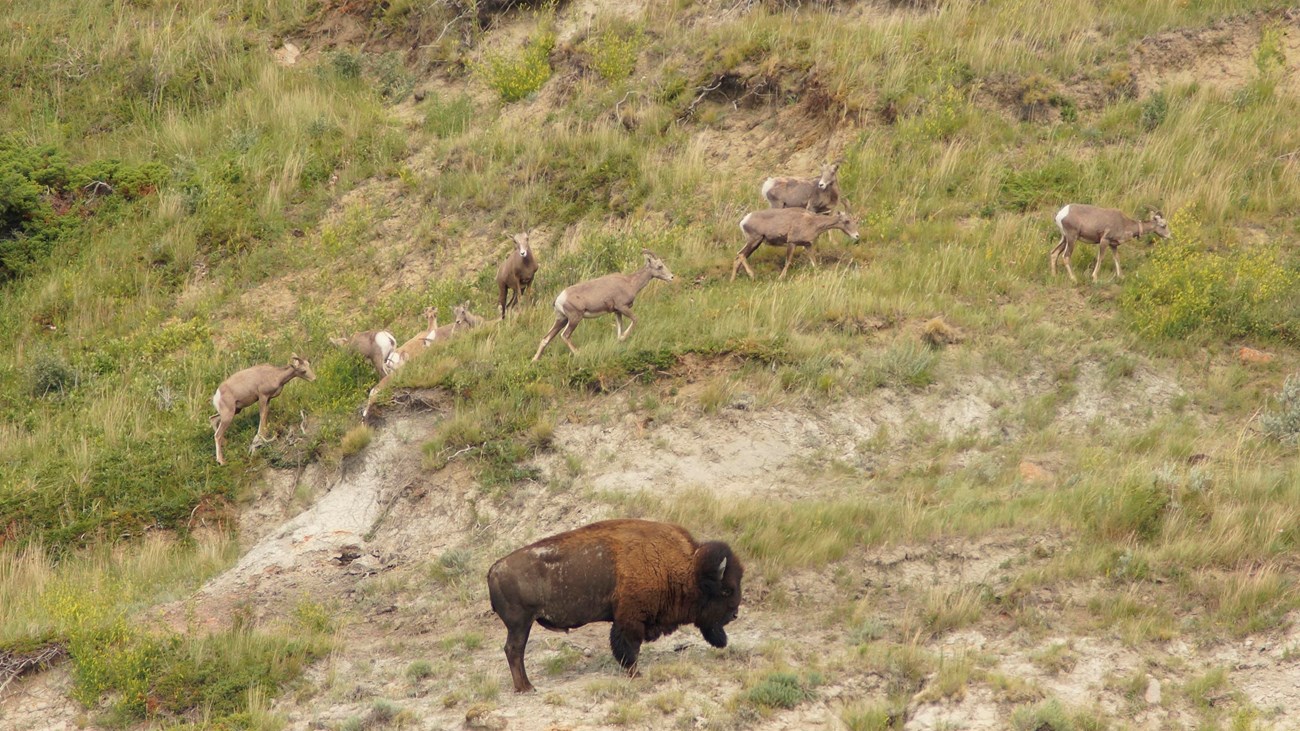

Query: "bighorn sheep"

xmin=454 ymin=301 xmax=487 ymax=330
xmin=1050 ymin=204 xmax=1170 ymax=282
xmin=497 ymin=232 xmax=539 ymax=319
xmin=210 ymin=355 xmax=317 ymax=465
xmin=364 ymin=307 xmax=440 ymax=418
xmin=731 ymin=209 xmax=860 ymax=280
xmin=331 ymin=330 xmax=397 ymax=376
xmin=762 ymin=161 xmax=842 ymax=213
xmin=532 ymin=249 xmax=674 ymax=361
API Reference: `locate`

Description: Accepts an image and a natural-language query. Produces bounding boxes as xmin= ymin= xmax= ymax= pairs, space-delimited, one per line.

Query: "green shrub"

xmin=27 ymin=349 xmax=78 ymax=398
xmin=1120 ymin=207 xmax=1298 ymax=341
xmin=479 ymin=33 xmax=555 ymax=102
xmin=1140 ymin=91 xmax=1168 ymax=130
xmin=585 ymin=28 xmax=643 ymax=82
xmin=743 ymin=672 xmax=815 ymax=710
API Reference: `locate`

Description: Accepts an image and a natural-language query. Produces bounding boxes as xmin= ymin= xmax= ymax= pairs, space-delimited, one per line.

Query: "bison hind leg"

xmin=609 ymin=624 xmax=642 ymax=674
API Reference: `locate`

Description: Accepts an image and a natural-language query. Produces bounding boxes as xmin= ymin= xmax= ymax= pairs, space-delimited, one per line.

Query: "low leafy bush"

xmin=479 ymin=32 xmax=555 ymax=102
xmin=1120 ymin=207 xmax=1298 ymax=342
xmin=585 ymin=28 xmax=643 ymax=82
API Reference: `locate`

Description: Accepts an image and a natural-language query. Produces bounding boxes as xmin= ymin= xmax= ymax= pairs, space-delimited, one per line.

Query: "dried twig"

xmin=677 ymin=76 xmax=726 ymax=122
xmin=0 ymin=644 xmax=66 ymax=697
xmin=365 ymin=479 xmax=417 ymax=541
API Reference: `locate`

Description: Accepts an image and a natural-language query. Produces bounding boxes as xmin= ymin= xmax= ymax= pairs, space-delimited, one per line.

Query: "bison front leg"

xmin=504 ymin=623 xmax=535 ymax=693
xmin=609 ymin=623 xmax=644 ymax=677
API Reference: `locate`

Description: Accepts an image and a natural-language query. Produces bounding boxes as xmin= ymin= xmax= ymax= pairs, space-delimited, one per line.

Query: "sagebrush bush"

xmin=1261 ymin=376 xmax=1300 ymax=446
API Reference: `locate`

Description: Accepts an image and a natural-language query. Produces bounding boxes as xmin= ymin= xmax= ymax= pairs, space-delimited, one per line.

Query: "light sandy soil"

xmin=9 ymin=359 xmax=1297 ymax=730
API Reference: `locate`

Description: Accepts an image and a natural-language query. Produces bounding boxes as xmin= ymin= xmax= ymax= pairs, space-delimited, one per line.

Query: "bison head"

xmin=692 ymin=541 xmax=744 ymax=647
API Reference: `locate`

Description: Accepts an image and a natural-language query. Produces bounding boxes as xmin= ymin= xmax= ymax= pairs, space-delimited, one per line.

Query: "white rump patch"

xmin=554 ymin=289 xmax=570 ymax=316
xmin=1054 ymin=205 xmax=1071 ymax=233
xmin=761 ymin=179 xmax=776 ymax=199
xmin=376 ymin=331 xmax=397 ymax=358
xmin=739 ymin=213 xmax=752 ymax=232
xmin=211 ymin=389 xmax=221 ymax=412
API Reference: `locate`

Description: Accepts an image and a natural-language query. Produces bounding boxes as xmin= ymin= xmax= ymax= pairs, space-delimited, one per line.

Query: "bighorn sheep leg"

xmin=558 ymin=318 xmax=581 ymax=354
xmin=1050 ymin=234 xmax=1067 ymax=276
xmin=778 ymin=243 xmax=798 ymax=279
xmin=614 ymin=307 xmax=637 ymax=341
xmin=533 ymin=317 xmax=567 ymax=361
xmin=1091 ymin=229 xmax=1110 ymax=282
xmin=731 ymin=236 xmax=764 ymax=281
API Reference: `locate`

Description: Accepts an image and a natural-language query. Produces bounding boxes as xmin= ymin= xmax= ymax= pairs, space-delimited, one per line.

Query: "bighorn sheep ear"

xmin=716 ymin=557 xmax=727 ymax=580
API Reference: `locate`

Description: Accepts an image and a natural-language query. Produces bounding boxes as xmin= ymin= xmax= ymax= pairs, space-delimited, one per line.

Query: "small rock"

xmin=1145 ymin=676 xmax=1162 ymax=705
xmin=1018 ymin=460 xmax=1054 ymax=484
xmin=466 ymin=702 xmax=506 ymax=729
xmin=414 ymin=89 xmax=427 ymax=102
xmin=273 ymin=42 xmax=301 ymax=66
xmin=1238 ymin=346 xmax=1274 ymax=364
xmin=921 ymin=316 xmax=962 ymax=347
xmin=729 ymin=392 xmax=756 ymax=411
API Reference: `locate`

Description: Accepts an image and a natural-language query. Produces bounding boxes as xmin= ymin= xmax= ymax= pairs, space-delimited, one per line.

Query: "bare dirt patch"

xmin=1134 ymin=12 xmax=1300 ymax=97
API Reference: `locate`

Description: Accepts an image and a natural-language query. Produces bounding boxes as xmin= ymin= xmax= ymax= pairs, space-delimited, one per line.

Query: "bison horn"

xmin=717 ymin=557 xmax=727 ymax=579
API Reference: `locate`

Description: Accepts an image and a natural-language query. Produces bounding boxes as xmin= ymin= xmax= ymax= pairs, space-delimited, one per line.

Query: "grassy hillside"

xmin=2 ymin=0 xmax=1300 ymax=727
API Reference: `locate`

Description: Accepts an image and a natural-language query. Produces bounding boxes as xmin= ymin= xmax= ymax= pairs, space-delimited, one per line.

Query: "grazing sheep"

xmin=1050 ymin=204 xmax=1170 ymax=282
xmin=364 ymin=308 xmax=439 ymax=419
xmin=761 ymin=161 xmax=842 ymax=213
xmin=731 ymin=209 xmax=860 ymax=280
xmin=331 ymin=330 xmax=397 ymax=376
xmin=210 ymin=355 xmax=317 ymax=465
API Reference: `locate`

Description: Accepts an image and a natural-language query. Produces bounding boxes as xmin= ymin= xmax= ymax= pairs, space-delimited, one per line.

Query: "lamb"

xmin=454 ymin=301 xmax=487 ymax=330
xmin=330 ymin=330 xmax=397 ymax=376
xmin=1050 ymin=204 xmax=1170 ymax=282
xmin=532 ymin=249 xmax=674 ymax=361
xmin=731 ymin=209 xmax=860 ymax=280
xmin=496 ymin=232 xmax=539 ymax=319
xmin=761 ymin=161 xmax=842 ymax=213
xmin=363 ymin=307 xmax=440 ymax=418
xmin=210 ymin=355 xmax=317 ymax=465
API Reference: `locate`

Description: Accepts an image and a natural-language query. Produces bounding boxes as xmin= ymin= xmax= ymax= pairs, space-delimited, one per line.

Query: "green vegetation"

xmin=2 ymin=0 xmax=1299 ymax=727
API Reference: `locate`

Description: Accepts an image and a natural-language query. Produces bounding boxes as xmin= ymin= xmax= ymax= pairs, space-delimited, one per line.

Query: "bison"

xmin=486 ymin=519 xmax=744 ymax=692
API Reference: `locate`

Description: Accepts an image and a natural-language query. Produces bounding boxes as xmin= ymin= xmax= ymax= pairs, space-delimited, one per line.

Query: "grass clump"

xmin=741 ymin=671 xmax=817 ymax=711
xmin=406 ymin=659 xmax=434 ymax=681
